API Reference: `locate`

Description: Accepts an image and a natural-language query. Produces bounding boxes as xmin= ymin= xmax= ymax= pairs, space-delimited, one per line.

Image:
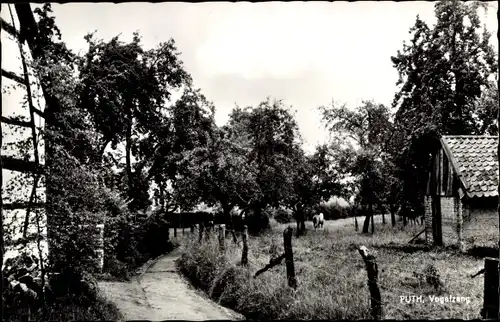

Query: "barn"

xmin=424 ymin=135 xmax=499 ymax=251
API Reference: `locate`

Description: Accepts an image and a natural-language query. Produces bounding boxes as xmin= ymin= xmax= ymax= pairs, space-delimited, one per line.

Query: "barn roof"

xmin=440 ymin=135 xmax=498 ymax=198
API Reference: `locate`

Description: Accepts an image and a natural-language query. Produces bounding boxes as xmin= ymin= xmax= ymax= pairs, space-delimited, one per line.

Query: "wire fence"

xmin=180 ymin=221 xmax=494 ymax=320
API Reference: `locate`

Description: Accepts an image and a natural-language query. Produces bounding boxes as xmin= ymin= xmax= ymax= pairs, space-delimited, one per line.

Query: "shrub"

xmin=316 ymin=203 xmax=348 ymax=220
xmin=102 ymin=256 xmax=130 ymax=281
xmin=269 ymin=207 xmax=293 ymax=224
xmin=424 ymin=264 xmax=444 ymax=292
xmin=245 ymin=208 xmax=271 ymax=234
xmin=2 ymin=253 xmax=120 ymax=322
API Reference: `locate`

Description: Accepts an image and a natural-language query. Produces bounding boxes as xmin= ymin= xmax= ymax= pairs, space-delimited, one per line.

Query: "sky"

xmin=1 ymin=1 xmax=496 ymax=151
xmin=1 ymin=1 xmax=498 ymax=199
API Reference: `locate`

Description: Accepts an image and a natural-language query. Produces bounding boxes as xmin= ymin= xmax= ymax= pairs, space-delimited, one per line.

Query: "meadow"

xmin=178 ymin=216 xmax=486 ymax=320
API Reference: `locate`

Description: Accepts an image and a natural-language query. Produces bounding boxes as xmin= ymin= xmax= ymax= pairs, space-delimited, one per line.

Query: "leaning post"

xmin=283 ymin=227 xmax=297 ymax=289
xmin=358 ymin=245 xmax=383 ymax=320
xmin=219 ymin=224 xmax=226 ymax=253
xmin=241 ymin=225 xmax=249 ymax=266
xmin=198 ymin=223 xmax=204 ymax=243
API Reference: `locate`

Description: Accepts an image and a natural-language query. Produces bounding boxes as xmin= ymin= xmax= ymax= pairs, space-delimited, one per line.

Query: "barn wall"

xmin=463 ymin=200 xmax=498 ymax=248
xmin=424 ymin=196 xmax=433 ymax=245
xmin=441 ymin=197 xmax=459 ymax=246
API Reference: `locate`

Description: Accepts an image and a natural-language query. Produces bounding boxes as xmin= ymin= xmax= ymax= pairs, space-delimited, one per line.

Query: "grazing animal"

xmin=312 ymin=212 xmax=324 ymax=230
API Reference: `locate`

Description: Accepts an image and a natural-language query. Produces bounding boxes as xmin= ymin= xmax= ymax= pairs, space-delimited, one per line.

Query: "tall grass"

xmin=179 ymin=219 xmax=486 ymax=320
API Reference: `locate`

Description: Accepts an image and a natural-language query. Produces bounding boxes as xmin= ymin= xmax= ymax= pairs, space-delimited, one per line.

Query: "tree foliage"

xmin=321 ymin=100 xmax=395 ymax=232
xmin=390 ymin=0 xmax=498 ymax=215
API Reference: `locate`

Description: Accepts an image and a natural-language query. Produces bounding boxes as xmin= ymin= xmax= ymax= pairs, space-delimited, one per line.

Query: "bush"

xmin=2 ymin=254 xmax=121 ymax=322
xmin=316 ymin=203 xmax=349 ymax=220
xmin=246 ymin=209 xmax=271 ymax=234
xmin=102 ymin=257 xmax=130 ymax=281
xmin=269 ymin=208 xmax=293 ymax=224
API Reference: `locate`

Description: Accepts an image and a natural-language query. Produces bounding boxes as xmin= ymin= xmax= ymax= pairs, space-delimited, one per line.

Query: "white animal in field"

xmin=312 ymin=212 xmax=324 ymax=230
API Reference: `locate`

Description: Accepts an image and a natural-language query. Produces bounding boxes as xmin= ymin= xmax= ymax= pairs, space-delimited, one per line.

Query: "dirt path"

xmin=98 ymin=249 xmax=244 ymax=321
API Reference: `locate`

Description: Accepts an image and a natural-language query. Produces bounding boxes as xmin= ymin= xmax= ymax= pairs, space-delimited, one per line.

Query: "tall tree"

xmin=282 ymin=144 xmax=343 ymax=236
xmin=204 ymin=98 xmax=303 ymax=233
xmin=390 ymin=0 xmax=498 ymax=218
xmin=78 ymin=33 xmax=191 ymax=209
xmin=321 ymin=100 xmax=393 ymax=233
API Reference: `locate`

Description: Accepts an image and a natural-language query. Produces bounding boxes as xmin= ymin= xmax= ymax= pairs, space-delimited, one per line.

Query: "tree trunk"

xmin=125 ymin=126 xmax=132 ymax=193
xmin=159 ymin=178 xmax=165 ymax=212
xmin=125 ymin=103 xmax=133 ymax=201
xmin=370 ymin=203 xmax=375 ymax=234
xmin=362 ymin=205 xmax=371 ymax=234
xmin=390 ymin=204 xmax=396 ymax=227
xmin=295 ymin=206 xmax=306 ymax=237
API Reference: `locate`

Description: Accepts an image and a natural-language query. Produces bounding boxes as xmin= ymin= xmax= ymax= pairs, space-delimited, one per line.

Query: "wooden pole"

xmin=481 ymin=257 xmax=499 ymax=319
xmin=205 ymin=221 xmax=212 ymax=241
xmin=497 ymin=42 xmax=500 ymax=318
xmin=219 ymin=224 xmax=226 ymax=252
xmin=198 ymin=223 xmax=203 ymax=243
xmin=283 ymin=227 xmax=297 ymax=289
xmin=358 ymin=245 xmax=383 ymax=320
xmin=230 ymin=229 xmax=238 ymax=243
xmin=241 ymin=225 xmax=249 ymax=266
xmin=0 ymin=28 xmax=4 ymax=321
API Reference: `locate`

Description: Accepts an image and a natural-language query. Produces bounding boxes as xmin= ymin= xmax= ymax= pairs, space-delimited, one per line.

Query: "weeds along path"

xmin=98 ymin=248 xmax=244 ymax=321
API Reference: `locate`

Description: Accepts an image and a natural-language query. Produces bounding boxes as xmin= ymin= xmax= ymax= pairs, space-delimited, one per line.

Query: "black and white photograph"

xmin=1 ymin=1 xmax=499 ymax=320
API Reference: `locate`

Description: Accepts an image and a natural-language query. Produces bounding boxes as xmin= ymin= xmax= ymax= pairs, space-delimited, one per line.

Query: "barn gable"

xmin=440 ymin=136 xmax=498 ymax=199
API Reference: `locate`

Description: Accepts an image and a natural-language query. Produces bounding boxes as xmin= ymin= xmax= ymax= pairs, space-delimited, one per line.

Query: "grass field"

xmin=178 ymin=216 xmax=487 ymax=320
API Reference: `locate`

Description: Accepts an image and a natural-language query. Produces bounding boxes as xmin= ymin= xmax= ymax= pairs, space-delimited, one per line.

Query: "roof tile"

xmin=441 ymin=136 xmax=498 ymax=199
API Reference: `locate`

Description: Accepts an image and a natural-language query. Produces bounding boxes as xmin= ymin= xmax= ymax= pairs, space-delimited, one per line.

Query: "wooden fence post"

xmin=219 ymin=224 xmax=226 ymax=252
xmin=198 ymin=223 xmax=203 ymax=243
xmin=358 ymin=245 xmax=383 ymax=320
xmin=481 ymin=257 xmax=499 ymax=319
xmin=230 ymin=229 xmax=238 ymax=243
xmin=241 ymin=225 xmax=249 ymax=266
xmin=284 ymin=227 xmax=297 ymax=289
xmin=174 ymin=226 xmax=177 ymax=238
xmin=205 ymin=221 xmax=213 ymax=241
